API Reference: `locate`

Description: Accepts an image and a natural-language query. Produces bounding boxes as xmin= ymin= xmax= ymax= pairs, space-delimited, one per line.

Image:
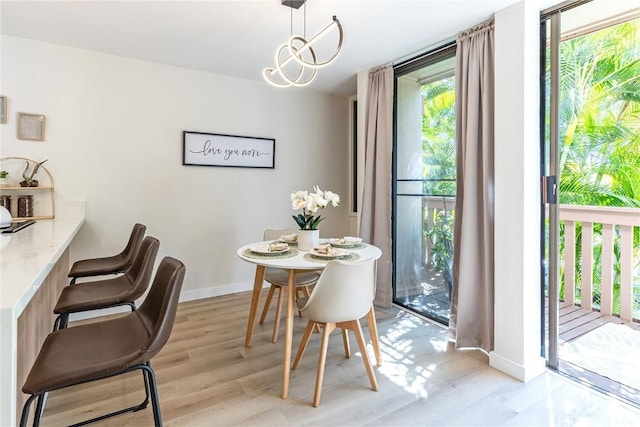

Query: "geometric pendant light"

xmin=263 ymin=0 xmax=344 ymax=87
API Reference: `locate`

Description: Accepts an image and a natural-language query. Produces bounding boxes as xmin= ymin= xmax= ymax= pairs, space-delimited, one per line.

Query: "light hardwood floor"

xmin=38 ymin=291 xmax=640 ymax=426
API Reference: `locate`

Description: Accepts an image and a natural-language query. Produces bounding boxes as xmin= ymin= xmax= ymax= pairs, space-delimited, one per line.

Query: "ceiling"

xmin=2 ymin=0 xmax=542 ymax=96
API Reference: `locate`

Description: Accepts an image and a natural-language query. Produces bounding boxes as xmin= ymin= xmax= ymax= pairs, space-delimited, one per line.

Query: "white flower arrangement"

xmin=291 ymin=186 xmax=340 ymax=230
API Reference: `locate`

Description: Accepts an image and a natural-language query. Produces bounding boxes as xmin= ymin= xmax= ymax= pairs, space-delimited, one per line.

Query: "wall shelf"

xmin=0 ymin=157 xmax=55 ymax=220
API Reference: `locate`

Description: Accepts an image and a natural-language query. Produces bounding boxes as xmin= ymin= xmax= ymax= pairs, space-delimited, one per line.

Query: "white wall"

xmin=0 ymin=36 xmax=351 ymax=299
xmin=491 ymin=0 xmax=546 ymax=381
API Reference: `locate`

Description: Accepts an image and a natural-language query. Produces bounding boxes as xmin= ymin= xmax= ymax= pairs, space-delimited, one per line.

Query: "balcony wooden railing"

xmin=560 ymin=205 xmax=639 ymax=321
xmin=422 ymin=198 xmax=640 ymax=321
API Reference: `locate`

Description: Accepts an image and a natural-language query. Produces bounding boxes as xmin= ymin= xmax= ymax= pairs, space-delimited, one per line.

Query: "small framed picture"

xmin=0 ymin=96 xmax=6 ymax=124
xmin=17 ymin=113 xmax=46 ymax=141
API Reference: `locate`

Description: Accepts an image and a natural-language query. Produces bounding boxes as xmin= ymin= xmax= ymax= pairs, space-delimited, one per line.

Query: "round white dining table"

xmin=237 ymin=239 xmax=382 ymax=400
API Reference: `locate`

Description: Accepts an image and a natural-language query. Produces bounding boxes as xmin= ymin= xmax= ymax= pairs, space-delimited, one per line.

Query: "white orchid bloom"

xmin=310 ymin=191 xmax=328 ymax=209
xmin=306 ymin=194 xmax=323 ymax=213
xmin=323 ymin=191 xmax=340 ymax=207
xmin=290 ymin=187 xmax=341 ymax=229
xmin=291 ymin=190 xmax=309 ymax=210
xmin=313 ymin=185 xmax=324 ymax=198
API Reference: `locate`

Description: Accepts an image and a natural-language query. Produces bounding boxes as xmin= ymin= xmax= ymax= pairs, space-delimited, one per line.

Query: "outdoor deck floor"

xmin=557 ymin=301 xmax=640 ymax=343
xmin=552 ymin=301 xmax=640 ymax=406
xmin=398 ymin=276 xmax=640 ymax=406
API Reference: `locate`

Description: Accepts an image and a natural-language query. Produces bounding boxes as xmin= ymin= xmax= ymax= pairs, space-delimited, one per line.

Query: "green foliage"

xmin=556 ymin=19 xmax=640 ymax=208
xmin=422 ymin=77 xmax=456 ymax=197
xmin=421 ymin=76 xmax=457 ymax=286
xmin=292 ymin=214 xmax=323 ymax=230
xmin=424 ymin=204 xmax=454 ymax=285
xmin=548 ymin=18 xmax=640 ymax=317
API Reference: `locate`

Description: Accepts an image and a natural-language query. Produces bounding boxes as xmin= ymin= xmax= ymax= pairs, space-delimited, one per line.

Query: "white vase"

xmin=298 ymin=229 xmax=319 ymax=251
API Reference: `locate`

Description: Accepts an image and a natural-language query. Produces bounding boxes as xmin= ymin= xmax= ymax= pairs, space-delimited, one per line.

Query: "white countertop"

xmin=0 ymin=216 xmax=84 ymax=315
xmin=0 ymin=215 xmax=84 ymax=426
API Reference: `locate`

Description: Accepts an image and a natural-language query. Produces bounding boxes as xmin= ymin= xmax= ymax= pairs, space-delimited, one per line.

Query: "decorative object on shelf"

xmin=17 ymin=112 xmax=46 ymax=141
xmin=0 ymin=95 xmax=6 ymax=124
xmin=0 ymin=157 xmax=55 ymax=219
xmin=291 ymin=186 xmax=340 ymax=250
xmin=263 ymin=0 xmax=343 ymax=88
xmin=183 ymin=131 xmax=275 ymax=169
xmin=0 ymin=170 xmax=9 ymax=187
xmin=17 ymin=195 xmax=33 ymax=218
xmin=20 ymin=159 xmax=48 ymax=187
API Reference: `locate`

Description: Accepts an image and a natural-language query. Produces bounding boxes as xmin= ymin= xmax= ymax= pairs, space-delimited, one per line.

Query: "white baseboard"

xmin=178 ymin=281 xmax=257 ymax=302
xmin=489 ymin=351 xmax=546 ymax=382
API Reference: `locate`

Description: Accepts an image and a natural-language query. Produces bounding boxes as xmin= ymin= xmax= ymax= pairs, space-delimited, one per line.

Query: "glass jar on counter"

xmin=17 ymin=195 xmax=34 ymax=218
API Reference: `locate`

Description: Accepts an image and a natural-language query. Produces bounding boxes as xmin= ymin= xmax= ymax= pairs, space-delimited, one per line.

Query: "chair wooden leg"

xmin=297 ymin=286 xmax=311 ymax=317
xmin=341 ymin=329 xmax=350 ymax=358
xmin=295 ymin=287 xmax=302 ymax=316
xmin=313 ymin=322 xmax=336 ymax=407
xmin=271 ymin=286 xmax=284 ymax=343
xmin=301 ymin=286 xmax=319 ymax=333
xmin=366 ymin=305 xmax=383 ymax=366
xmin=302 ymin=285 xmax=311 ymax=297
xmin=293 ymin=320 xmax=316 ymax=369
xmin=259 ymin=285 xmax=277 ymax=325
xmin=352 ymin=319 xmax=378 ymax=391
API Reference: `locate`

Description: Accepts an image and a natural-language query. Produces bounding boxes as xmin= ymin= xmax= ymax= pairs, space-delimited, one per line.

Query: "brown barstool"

xmin=53 ymin=236 xmax=159 ymax=331
xmin=20 ymin=256 xmax=185 ymax=427
xmin=68 ymin=223 xmax=146 ymax=285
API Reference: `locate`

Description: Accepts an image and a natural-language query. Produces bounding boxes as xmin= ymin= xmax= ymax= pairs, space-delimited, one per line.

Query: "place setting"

xmin=243 ymin=241 xmax=298 ymax=259
xmin=274 ymin=233 xmax=298 ymax=246
xmin=304 ymin=243 xmax=360 ymax=263
xmin=328 ymin=236 xmax=365 ymax=249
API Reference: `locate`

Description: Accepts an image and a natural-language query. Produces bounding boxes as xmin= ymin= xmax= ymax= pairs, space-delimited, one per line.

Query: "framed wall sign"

xmin=0 ymin=96 xmax=6 ymax=124
xmin=183 ymin=131 xmax=275 ymax=169
xmin=17 ymin=113 xmax=46 ymax=141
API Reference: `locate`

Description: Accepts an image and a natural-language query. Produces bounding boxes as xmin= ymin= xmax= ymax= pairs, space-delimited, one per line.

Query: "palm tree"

xmin=552 ymin=18 xmax=640 ymax=314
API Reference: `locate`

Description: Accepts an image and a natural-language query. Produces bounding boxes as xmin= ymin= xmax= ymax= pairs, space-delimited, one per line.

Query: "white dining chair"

xmin=292 ymin=258 xmax=379 ymax=407
xmin=259 ymin=228 xmax=321 ymax=343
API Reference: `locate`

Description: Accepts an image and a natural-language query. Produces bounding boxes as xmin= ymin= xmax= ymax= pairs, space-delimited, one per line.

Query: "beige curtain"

xmin=360 ymin=65 xmax=394 ymax=308
xmin=449 ymin=21 xmax=495 ymax=351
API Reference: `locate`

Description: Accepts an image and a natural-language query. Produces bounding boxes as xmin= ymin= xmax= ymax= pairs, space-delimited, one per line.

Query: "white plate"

xmin=276 ymin=239 xmax=298 ymax=246
xmin=329 ymin=238 xmax=362 ymax=248
xmin=250 ymin=245 xmax=289 ymax=255
xmin=309 ymin=247 xmax=350 ymax=259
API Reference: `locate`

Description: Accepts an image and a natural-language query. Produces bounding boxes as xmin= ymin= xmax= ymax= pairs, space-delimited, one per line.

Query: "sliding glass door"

xmin=542 ymin=0 xmax=640 ymax=402
xmin=393 ymin=45 xmax=456 ymax=324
